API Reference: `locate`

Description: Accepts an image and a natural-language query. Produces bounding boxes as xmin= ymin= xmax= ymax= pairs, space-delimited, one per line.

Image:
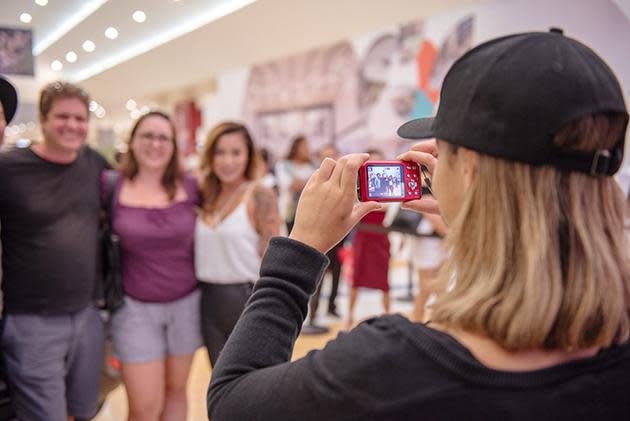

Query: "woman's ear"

xmin=460 ymin=148 xmax=478 ymax=189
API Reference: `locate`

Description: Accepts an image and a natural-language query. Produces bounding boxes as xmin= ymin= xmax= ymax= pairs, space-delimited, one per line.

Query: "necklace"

xmin=208 ymin=182 xmax=250 ymax=227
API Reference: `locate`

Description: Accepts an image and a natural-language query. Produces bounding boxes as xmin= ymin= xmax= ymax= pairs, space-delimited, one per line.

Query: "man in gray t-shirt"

xmin=0 ymin=81 xmax=108 ymax=421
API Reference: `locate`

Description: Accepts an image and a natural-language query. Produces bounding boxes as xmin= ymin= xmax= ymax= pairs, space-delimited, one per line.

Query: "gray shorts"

xmin=111 ymin=289 xmax=202 ymax=363
xmin=0 ymin=305 xmax=105 ymax=421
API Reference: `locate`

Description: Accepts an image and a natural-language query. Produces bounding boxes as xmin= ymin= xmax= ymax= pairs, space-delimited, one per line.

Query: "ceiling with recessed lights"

xmin=1 ymin=0 xmax=488 ymax=121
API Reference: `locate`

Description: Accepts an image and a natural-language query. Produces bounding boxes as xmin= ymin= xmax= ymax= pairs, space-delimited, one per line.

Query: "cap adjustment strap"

xmin=590 ymin=149 xmax=612 ymax=175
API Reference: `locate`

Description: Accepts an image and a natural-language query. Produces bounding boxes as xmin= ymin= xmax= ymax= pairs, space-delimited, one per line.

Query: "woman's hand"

xmin=397 ymin=140 xmax=441 ymax=215
xmin=289 ymin=153 xmax=381 ymax=253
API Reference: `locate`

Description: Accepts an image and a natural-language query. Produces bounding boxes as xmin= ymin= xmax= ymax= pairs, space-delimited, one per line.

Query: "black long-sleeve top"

xmin=208 ymin=237 xmax=630 ymax=420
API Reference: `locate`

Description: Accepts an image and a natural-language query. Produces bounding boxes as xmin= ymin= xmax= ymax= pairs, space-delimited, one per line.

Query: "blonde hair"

xmin=431 ymin=113 xmax=630 ymax=351
xmin=199 ymin=122 xmax=261 ymax=213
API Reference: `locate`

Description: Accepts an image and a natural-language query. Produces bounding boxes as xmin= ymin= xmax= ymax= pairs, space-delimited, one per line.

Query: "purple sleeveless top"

xmin=112 ymin=173 xmax=200 ymax=302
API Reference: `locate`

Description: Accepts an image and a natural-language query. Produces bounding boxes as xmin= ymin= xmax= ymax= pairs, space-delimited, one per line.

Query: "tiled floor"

xmin=93 ymin=245 xmax=417 ymax=421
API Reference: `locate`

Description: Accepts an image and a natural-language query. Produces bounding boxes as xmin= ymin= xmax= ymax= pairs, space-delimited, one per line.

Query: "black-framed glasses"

xmin=136 ymin=132 xmax=173 ymax=143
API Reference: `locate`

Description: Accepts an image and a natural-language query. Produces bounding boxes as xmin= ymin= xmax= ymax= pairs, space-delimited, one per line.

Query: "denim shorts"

xmin=111 ymin=288 xmax=202 ymax=363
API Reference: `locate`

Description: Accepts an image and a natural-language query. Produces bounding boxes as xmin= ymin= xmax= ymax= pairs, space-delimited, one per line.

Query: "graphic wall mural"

xmin=238 ymin=17 xmax=473 ymax=159
xmin=205 ymin=0 xmax=630 ymax=178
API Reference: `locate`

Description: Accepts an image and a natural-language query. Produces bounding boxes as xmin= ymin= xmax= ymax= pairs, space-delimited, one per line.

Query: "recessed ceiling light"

xmin=69 ymin=0 xmax=255 ymax=82
xmin=89 ymin=101 xmax=99 ymax=112
xmin=65 ymin=51 xmax=78 ymax=63
xmin=82 ymin=40 xmax=96 ymax=52
xmin=51 ymin=60 xmax=63 ymax=71
xmin=35 ymin=0 xmax=49 ymax=5
xmin=104 ymin=27 xmax=118 ymax=39
xmin=132 ymin=10 xmax=146 ymax=23
xmin=20 ymin=13 xmax=32 ymax=23
xmin=34 ymin=0 xmax=108 ymax=55
xmin=95 ymin=107 xmax=106 ymax=118
xmin=125 ymin=99 xmax=137 ymax=111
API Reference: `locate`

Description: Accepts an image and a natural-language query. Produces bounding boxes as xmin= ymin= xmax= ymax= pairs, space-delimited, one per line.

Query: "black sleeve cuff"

xmin=260 ymin=237 xmax=330 ymax=295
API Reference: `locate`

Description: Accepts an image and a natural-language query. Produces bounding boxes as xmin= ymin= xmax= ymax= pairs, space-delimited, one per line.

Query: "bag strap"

xmin=103 ymin=170 xmax=119 ymax=224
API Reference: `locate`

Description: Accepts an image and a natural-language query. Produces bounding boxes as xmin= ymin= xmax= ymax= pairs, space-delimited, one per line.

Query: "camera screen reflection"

xmin=367 ymin=164 xmax=404 ymax=199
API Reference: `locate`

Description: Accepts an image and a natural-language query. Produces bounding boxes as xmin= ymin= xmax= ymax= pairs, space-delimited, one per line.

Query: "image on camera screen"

xmin=367 ymin=164 xmax=404 ymax=199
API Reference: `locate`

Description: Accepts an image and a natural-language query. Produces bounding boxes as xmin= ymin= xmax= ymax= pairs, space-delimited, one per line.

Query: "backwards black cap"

xmin=397 ymin=29 xmax=628 ymax=176
xmin=0 ymin=76 xmax=18 ymax=125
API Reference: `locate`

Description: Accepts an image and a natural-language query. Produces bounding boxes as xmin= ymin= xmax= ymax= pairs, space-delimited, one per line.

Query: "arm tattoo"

xmin=252 ymin=185 xmax=281 ymax=255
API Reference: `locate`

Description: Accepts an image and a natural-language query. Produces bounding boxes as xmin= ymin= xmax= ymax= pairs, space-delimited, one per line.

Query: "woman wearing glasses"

xmin=109 ymin=111 xmax=202 ymax=421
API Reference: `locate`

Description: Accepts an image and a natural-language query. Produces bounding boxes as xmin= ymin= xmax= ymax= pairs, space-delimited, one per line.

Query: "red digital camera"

xmin=357 ymin=160 xmax=422 ymax=202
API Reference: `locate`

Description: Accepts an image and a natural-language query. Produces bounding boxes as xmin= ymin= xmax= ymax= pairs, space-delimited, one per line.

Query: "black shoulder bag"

xmin=96 ymin=170 xmax=124 ymax=312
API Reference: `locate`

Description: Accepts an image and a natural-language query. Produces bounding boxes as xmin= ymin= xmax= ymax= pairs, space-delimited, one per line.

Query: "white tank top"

xmin=195 ymin=200 xmax=261 ymax=284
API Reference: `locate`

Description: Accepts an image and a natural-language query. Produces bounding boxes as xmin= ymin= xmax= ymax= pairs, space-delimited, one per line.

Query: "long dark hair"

xmin=286 ymin=135 xmax=309 ymax=161
xmin=118 ymin=111 xmax=183 ymax=201
xmin=199 ymin=121 xmax=261 ymax=213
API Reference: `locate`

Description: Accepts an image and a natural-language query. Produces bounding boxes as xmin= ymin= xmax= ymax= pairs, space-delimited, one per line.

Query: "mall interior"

xmin=1 ymin=0 xmax=630 ymax=420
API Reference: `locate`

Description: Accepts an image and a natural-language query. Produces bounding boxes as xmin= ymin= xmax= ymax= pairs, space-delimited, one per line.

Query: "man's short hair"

xmin=39 ymin=81 xmax=90 ymax=118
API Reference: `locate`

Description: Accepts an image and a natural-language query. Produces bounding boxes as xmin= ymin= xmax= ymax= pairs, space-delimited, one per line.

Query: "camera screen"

xmin=366 ymin=164 xmax=404 ymax=199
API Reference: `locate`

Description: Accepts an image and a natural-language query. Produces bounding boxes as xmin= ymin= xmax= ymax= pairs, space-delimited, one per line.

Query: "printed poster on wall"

xmin=0 ymin=27 xmax=34 ymax=76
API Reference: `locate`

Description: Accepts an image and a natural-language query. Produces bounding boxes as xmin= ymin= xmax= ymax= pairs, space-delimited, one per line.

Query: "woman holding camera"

xmin=195 ymin=122 xmax=280 ymax=366
xmin=207 ymin=31 xmax=630 ymax=420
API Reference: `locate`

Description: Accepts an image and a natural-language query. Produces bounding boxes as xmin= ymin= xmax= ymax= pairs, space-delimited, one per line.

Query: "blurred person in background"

xmin=0 ymin=76 xmax=17 ymax=146
xmin=0 ymin=73 xmax=18 ymax=420
xmin=207 ymin=31 xmax=630 ymax=420
xmin=303 ymin=144 xmax=345 ymax=334
xmin=110 ymin=111 xmax=201 ymax=421
xmin=0 ymin=81 xmax=109 ymax=421
xmin=258 ymin=147 xmax=278 ymax=193
xmin=196 ymin=122 xmax=280 ymax=366
xmin=0 ymin=75 xmax=17 ymax=287
xmin=275 ymin=135 xmax=316 ymax=233
xmin=316 ymin=144 xmax=344 ymax=318
xmin=411 ymin=213 xmax=448 ymax=322
xmin=345 ymin=148 xmax=391 ymax=330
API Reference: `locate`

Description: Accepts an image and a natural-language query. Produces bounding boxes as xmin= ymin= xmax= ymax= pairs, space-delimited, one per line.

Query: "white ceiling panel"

xmin=1 ymin=0 xmax=485 ymax=120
